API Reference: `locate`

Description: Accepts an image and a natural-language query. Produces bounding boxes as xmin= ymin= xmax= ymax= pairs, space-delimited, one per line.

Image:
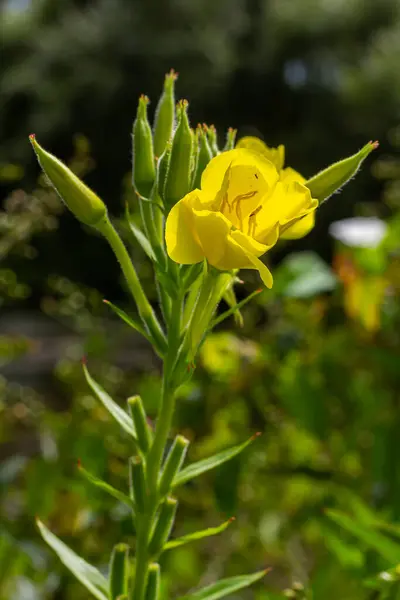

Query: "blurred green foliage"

xmin=2 ymin=0 xmax=400 ymax=598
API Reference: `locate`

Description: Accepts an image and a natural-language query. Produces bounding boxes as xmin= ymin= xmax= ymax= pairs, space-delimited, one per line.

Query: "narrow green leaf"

xmin=125 ymin=204 xmax=157 ymax=262
xmin=36 ymin=519 xmax=108 ymax=600
xmin=178 ymin=569 xmax=269 ymax=600
xmin=326 ymin=510 xmax=400 ymax=564
xmin=164 ymin=518 xmax=235 ymax=551
xmin=103 ymin=299 xmax=150 ymax=341
xmin=78 ymin=462 xmax=133 ymax=508
xmin=210 ymin=289 xmax=263 ymax=329
xmin=173 ymin=433 xmax=260 ymax=487
xmin=82 ymin=363 xmax=137 ymax=439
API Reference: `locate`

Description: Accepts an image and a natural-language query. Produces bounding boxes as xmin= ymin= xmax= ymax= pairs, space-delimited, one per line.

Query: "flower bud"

xmin=109 ymin=543 xmax=129 ymax=600
xmin=223 ymin=127 xmax=237 ymax=152
xmin=192 ymin=125 xmax=213 ymax=190
xmin=132 ymin=95 xmax=156 ymax=198
xmin=159 ymin=435 xmax=189 ymax=496
xmin=129 ymin=456 xmax=147 ymax=513
xmin=164 ymin=100 xmax=193 ymax=210
xmin=205 ymin=124 xmax=219 ymax=156
xmin=148 ymin=497 xmax=178 ymax=556
xmin=29 ymin=135 xmax=107 ymax=227
xmin=306 ymin=141 xmax=379 ymax=203
xmin=153 ymin=69 xmax=177 ymax=158
xmin=128 ymin=395 xmax=152 ymax=454
xmin=145 ymin=564 xmax=160 ymax=600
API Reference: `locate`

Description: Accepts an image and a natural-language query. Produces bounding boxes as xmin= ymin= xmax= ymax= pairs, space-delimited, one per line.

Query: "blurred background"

xmin=2 ymin=0 xmax=400 ymax=598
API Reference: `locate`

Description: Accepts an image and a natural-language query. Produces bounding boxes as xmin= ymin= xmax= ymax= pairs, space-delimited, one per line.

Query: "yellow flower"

xmin=165 ymin=147 xmax=317 ymax=288
xmin=237 ymin=136 xmax=316 ymax=239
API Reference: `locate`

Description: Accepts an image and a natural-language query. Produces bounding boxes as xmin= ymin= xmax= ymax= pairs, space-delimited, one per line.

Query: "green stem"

xmin=132 ymin=291 xmax=183 ymax=600
xmin=97 ymin=216 xmax=167 ymax=356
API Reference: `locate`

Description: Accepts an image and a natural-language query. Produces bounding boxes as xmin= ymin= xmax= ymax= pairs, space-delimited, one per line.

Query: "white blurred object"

xmin=329 ymin=217 xmax=387 ymax=248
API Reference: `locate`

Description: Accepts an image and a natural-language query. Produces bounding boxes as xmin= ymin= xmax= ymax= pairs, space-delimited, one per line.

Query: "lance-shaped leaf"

xmin=178 ymin=569 xmax=269 ymax=600
xmin=78 ymin=462 xmax=133 ymax=508
xmin=173 ymin=433 xmax=261 ymax=487
xmin=36 ymin=519 xmax=108 ymax=600
xmin=305 ymin=141 xmax=378 ymax=204
xmin=326 ymin=510 xmax=400 ymax=564
xmin=82 ymin=362 xmax=137 ymax=439
xmin=164 ymin=518 xmax=235 ymax=551
xmin=103 ymin=299 xmax=150 ymax=341
xmin=125 ymin=203 xmax=157 ymax=263
xmin=210 ymin=289 xmax=263 ymax=329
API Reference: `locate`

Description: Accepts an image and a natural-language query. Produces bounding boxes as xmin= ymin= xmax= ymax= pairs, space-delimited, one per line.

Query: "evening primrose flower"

xmin=237 ymin=136 xmax=315 ymax=239
xmin=165 ymin=147 xmax=318 ymax=288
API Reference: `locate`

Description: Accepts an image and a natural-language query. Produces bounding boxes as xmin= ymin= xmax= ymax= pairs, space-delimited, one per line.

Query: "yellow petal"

xmin=237 ymin=136 xmax=285 ymax=171
xmin=280 ymin=211 xmax=315 ymax=240
xmin=201 ymin=148 xmax=278 ymax=202
xmin=243 ymin=251 xmax=274 ymax=288
xmin=165 ymin=191 xmax=205 ymax=264
xmin=279 ymin=166 xmax=306 ymax=184
xmin=191 ymin=209 xmax=233 ymax=266
xmin=255 ymin=181 xmax=317 ymax=244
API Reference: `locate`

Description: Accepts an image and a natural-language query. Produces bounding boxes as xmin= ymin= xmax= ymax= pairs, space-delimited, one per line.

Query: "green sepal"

xmin=129 ymin=456 xmax=147 ymax=513
xmin=128 ymin=396 xmax=152 ymax=454
xmin=157 ymin=141 xmax=172 ymax=202
xmin=78 ymin=462 xmax=133 ymax=509
xmin=177 ymin=569 xmax=269 ymax=600
xmin=205 ymin=124 xmax=219 ymax=156
xmin=36 ymin=519 xmax=109 ymax=600
xmin=210 ymin=288 xmax=263 ymax=329
xmin=326 ymin=509 xmax=400 ymax=564
xmin=132 ymin=95 xmax=156 ymax=198
xmin=148 ymin=497 xmax=178 ymax=556
xmin=109 ymin=544 xmax=129 ymax=600
xmin=192 ymin=126 xmax=213 ymax=190
xmin=173 ymin=433 xmax=261 ymax=487
xmin=159 ymin=435 xmax=190 ymax=497
xmin=222 ymin=127 xmax=237 ymax=152
xmin=164 ymin=517 xmax=235 ymax=551
xmin=153 ymin=69 xmax=177 ymax=158
xmin=103 ymin=299 xmax=151 ymax=343
xmin=145 ymin=563 xmax=161 ymax=600
xmin=82 ymin=362 xmax=137 ymax=440
xmin=305 ymin=141 xmax=379 ymax=204
xmin=29 ymin=135 xmax=107 ymax=228
xmin=164 ymin=100 xmax=193 ymax=210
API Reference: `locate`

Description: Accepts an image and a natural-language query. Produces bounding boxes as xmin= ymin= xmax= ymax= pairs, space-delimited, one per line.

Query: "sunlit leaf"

xmin=82 ymin=363 xmax=137 ymax=439
xmin=164 ymin=518 xmax=234 ymax=551
xmin=178 ymin=569 xmax=269 ymax=600
xmin=36 ymin=519 xmax=108 ymax=600
xmin=173 ymin=434 xmax=260 ymax=487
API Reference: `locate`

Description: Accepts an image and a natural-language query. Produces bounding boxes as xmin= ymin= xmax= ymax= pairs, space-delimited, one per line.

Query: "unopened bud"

xmin=153 ymin=69 xmax=178 ymax=158
xmin=29 ymin=135 xmax=107 ymax=227
xmin=109 ymin=544 xmax=129 ymax=600
xmin=192 ymin=125 xmax=213 ymax=189
xmin=164 ymin=100 xmax=193 ymax=210
xmin=223 ymin=127 xmax=237 ymax=152
xmin=205 ymin=124 xmax=219 ymax=156
xmin=132 ymin=95 xmax=156 ymax=198
xmin=306 ymin=141 xmax=379 ymax=204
